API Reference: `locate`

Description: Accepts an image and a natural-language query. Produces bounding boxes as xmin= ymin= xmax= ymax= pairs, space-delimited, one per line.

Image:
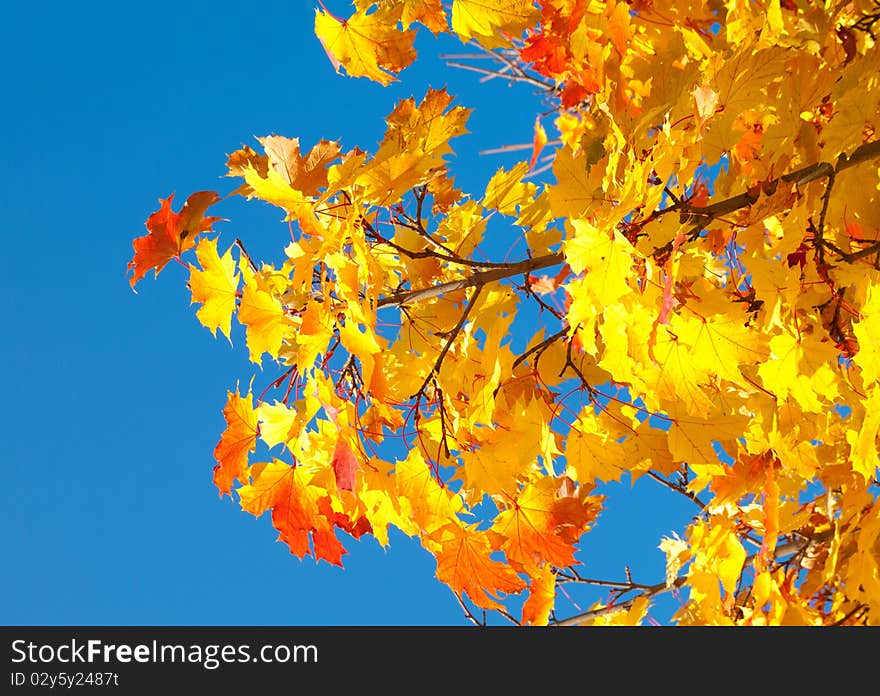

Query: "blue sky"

xmin=3 ymin=1 xmax=697 ymax=625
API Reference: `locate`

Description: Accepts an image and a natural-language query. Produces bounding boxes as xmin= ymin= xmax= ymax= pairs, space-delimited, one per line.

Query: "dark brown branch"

xmin=377 ymin=252 xmax=565 ymax=308
xmin=679 ymin=140 xmax=880 ymax=228
xmin=831 ymin=604 xmax=869 ymax=626
xmin=519 ymin=272 xmax=566 ymax=320
xmin=823 ymin=238 xmax=880 ymax=264
xmin=453 ymin=593 xmax=484 ymax=626
xmin=645 ymin=470 xmax=708 ymax=511
xmin=234 ymin=238 xmax=258 ymax=273
xmin=370 ymin=229 xmax=513 ymax=269
xmin=377 ymin=141 xmax=880 ymax=311
xmin=413 ymin=284 xmax=483 ymax=399
xmin=512 ymin=328 xmax=568 ymax=371
xmin=560 ymin=327 xmax=597 ymax=397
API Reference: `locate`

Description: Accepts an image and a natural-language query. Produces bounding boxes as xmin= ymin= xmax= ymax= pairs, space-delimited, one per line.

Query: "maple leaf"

xmin=521 ymin=563 xmax=556 ymax=625
xmin=238 ymin=460 xmax=347 ymax=566
xmin=188 ymin=237 xmax=240 ymax=340
xmin=394 ymin=449 xmax=464 ymax=535
xmin=846 ymin=386 xmax=880 ymax=481
xmin=451 ymin=0 xmax=539 ymax=43
xmin=491 ymin=477 xmax=601 ymax=572
xmin=129 ymin=191 xmax=221 ymax=287
xmin=399 ymin=0 xmax=448 ymax=33
xmin=315 ymin=6 xmax=416 ymax=85
xmin=483 ymin=162 xmax=534 ymax=215
xmin=238 ymin=267 xmax=289 ymax=364
xmin=431 ymin=523 xmax=526 ymax=610
xmin=529 ymin=116 xmax=548 ymax=169
xmin=346 ymin=89 xmax=471 ymax=206
xmin=757 ymin=332 xmax=840 ymax=413
xmin=258 ymin=136 xmax=341 ymax=196
xmin=693 ymin=84 xmax=719 ymax=133
xmin=330 ymin=437 xmax=359 ymax=492
xmin=213 ymin=390 xmax=258 ymax=496
xmin=853 ymin=281 xmax=880 ymax=385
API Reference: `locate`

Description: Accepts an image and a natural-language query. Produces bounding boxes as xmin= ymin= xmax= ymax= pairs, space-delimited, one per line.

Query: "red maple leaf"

xmin=128 ymin=191 xmax=221 ymax=287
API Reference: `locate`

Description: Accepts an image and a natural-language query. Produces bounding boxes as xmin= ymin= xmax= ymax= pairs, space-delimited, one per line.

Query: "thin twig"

xmin=644 ymin=470 xmax=708 ymax=510
xmin=551 ymin=535 xmax=817 ymax=626
xmin=413 ymin=284 xmax=483 ymax=399
xmin=453 ymin=593 xmax=483 ymax=626
xmin=512 ymin=328 xmax=568 ymax=371
xmin=444 ymin=61 xmax=554 ymax=89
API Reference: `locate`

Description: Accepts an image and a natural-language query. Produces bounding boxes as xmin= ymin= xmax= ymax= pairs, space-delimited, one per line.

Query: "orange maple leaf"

xmin=238 ymin=461 xmax=347 ymax=566
xmin=212 ymin=390 xmax=258 ymax=497
xmin=492 ymin=477 xmax=601 ymax=572
xmin=128 ymin=191 xmax=221 ymax=287
xmin=521 ymin=563 xmax=556 ymax=625
xmin=431 ymin=523 xmax=526 ymax=610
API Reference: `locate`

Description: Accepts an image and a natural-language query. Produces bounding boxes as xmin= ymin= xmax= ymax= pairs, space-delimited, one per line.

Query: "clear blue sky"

xmin=3 ymin=1 xmax=696 ymax=625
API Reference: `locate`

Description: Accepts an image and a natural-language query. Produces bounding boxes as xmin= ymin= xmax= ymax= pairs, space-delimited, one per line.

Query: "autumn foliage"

xmin=130 ymin=1 xmax=880 ymax=626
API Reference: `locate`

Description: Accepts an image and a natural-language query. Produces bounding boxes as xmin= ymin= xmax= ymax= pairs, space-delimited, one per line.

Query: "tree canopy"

xmin=130 ymin=0 xmax=880 ymax=626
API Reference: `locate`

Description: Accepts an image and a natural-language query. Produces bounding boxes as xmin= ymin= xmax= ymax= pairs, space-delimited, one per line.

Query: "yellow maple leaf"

xmin=394 ymin=449 xmax=464 ymax=535
xmin=565 ymin=408 xmax=623 ymax=483
xmin=659 ymin=533 xmax=691 ymax=588
xmin=256 ymin=401 xmax=297 ymax=450
xmin=581 ymin=595 xmax=651 ymax=626
xmin=398 ymin=0 xmax=448 ymax=33
xmin=483 ymin=162 xmax=534 ymax=215
xmin=451 ymin=0 xmax=539 ymax=43
xmin=547 ymin=145 xmax=606 ymax=218
xmin=188 ymin=237 xmax=240 ymax=340
xmin=565 ymin=219 xmax=635 ymax=305
xmin=383 ymin=88 xmax=471 ymax=156
xmin=666 ymin=410 xmax=748 ymax=473
xmin=354 ymin=89 xmax=471 ymax=205
xmin=315 ymin=6 xmax=416 ymax=86
xmin=685 ymin=516 xmax=746 ymax=620
xmin=238 ymin=269 xmax=289 ymax=364
xmin=757 ymin=332 xmax=840 ymax=413
xmin=846 ymin=386 xmax=880 ymax=481
xmin=853 ymin=280 xmax=880 ymax=385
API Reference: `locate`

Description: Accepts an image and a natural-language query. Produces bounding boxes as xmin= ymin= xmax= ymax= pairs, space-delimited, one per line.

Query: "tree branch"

xmin=645 ymin=470 xmax=708 ymax=511
xmin=413 ymin=284 xmax=483 ymax=399
xmin=550 ymin=534 xmax=829 ymax=626
xmin=377 ymin=252 xmax=565 ymax=308
xmin=375 ymin=140 xmax=880 ymax=311
xmin=679 ymin=140 xmax=880 ymax=228
xmin=512 ymin=327 xmax=568 ymax=371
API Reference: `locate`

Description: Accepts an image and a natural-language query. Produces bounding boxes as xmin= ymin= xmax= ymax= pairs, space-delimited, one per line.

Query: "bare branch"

xmin=551 ymin=534 xmax=829 ymax=626
xmin=644 ymin=470 xmax=708 ymax=511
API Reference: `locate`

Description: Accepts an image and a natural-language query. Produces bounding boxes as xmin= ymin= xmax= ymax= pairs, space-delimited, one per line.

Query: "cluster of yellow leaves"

xmin=131 ymin=0 xmax=880 ymax=625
